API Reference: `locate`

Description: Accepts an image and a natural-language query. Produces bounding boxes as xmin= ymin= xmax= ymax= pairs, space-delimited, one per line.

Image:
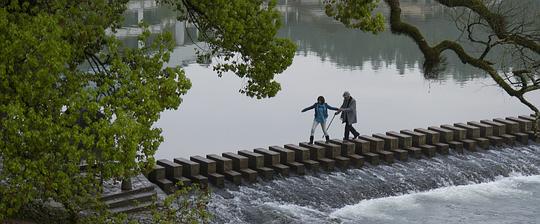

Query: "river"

xmin=119 ymin=1 xmax=540 ymax=223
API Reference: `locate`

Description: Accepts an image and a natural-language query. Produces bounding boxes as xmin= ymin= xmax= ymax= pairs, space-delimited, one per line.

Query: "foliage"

xmin=0 ymin=0 xmax=295 ymax=222
xmin=324 ymin=0 xmax=385 ymax=33
xmin=163 ymin=0 xmax=297 ymax=98
xmin=150 ymin=184 xmax=211 ymax=224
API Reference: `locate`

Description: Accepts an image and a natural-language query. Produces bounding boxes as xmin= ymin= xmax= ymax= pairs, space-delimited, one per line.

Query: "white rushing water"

xmin=208 ymin=145 xmax=540 ymax=223
xmin=331 ymin=174 xmax=540 ymax=224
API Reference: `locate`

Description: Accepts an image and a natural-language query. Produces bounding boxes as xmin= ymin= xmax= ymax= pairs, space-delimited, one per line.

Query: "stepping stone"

xmin=474 ymin=137 xmax=490 ymax=149
xmin=486 ymin=136 xmax=504 ymax=146
xmin=441 ymin=125 xmax=467 ymax=141
xmin=428 ymin=126 xmax=454 ymax=143
xmin=433 ymin=143 xmax=449 ymax=155
xmin=448 ymin=141 xmax=464 ymax=153
xmin=414 ymin=128 xmax=440 ymax=145
xmin=390 ymin=149 xmax=408 ymax=161
xmin=454 ymin=123 xmax=481 ymax=139
xmin=461 ymin=139 xmax=477 ymax=151
xmin=404 ymin=147 xmax=423 ymax=159
xmin=222 ymin=152 xmax=258 ymax=183
xmin=386 ymin=131 xmax=413 ymax=148
xmin=467 ymin=121 xmax=493 ymax=138
xmin=400 ymin=130 xmax=426 ymax=147
xmin=480 ymin=120 xmax=506 ymax=136
xmin=419 ymin=145 xmax=436 ymax=157
xmin=358 ymin=135 xmax=384 ymax=152
xmin=372 ymin=133 xmax=399 ymax=150
xmin=362 ymin=152 xmax=380 ymax=165
xmin=284 ymin=144 xmax=320 ymax=171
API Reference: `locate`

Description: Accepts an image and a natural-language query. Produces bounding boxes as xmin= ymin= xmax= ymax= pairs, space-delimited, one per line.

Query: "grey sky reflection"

xmin=155 ymin=54 xmax=539 ymax=159
xmin=120 ymin=0 xmax=540 ymax=159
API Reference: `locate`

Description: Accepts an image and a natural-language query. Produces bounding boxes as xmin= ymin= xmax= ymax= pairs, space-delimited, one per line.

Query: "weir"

xmin=146 ymin=115 xmax=540 ymax=193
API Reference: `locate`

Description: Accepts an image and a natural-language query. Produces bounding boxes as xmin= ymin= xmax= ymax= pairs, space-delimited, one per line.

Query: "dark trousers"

xmin=344 ymin=123 xmax=359 ymax=140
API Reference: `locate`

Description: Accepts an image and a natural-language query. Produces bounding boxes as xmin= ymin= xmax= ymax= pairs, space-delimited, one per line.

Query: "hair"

xmin=343 ymin=91 xmax=350 ymax=97
xmin=317 ymin=96 xmax=325 ymax=104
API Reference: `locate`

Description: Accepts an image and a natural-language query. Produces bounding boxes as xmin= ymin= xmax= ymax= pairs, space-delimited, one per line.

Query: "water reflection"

xmin=120 ymin=0 xmax=540 ymax=159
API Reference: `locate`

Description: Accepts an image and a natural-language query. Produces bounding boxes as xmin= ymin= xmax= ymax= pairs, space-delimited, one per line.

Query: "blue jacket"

xmin=302 ymin=103 xmax=339 ymax=123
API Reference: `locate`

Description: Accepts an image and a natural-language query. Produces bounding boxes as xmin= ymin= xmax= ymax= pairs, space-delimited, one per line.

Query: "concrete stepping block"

xmin=474 ymin=137 xmax=490 ymax=149
xmin=206 ymin=154 xmax=232 ymax=173
xmin=433 ymin=143 xmax=449 ymax=155
xmin=299 ymin=142 xmax=325 ymax=160
xmin=328 ymin=140 xmax=364 ymax=168
xmin=358 ymin=135 xmax=384 ymax=152
xmin=377 ymin=150 xmax=394 ymax=164
xmin=467 ymin=121 xmax=493 ymax=137
xmin=362 ymin=152 xmax=380 ymax=165
xmin=454 ymin=123 xmax=481 ymax=139
xmin=300 ymin=142 xmax=335 ymax=171
xmin=448 ymin=141 xmax=464 ymax=153
xmin=157 ymin=159 xmax=182 ymax=180
xmin=190 ymin=156 xmax=224 ymax=188
xmin=386 ymin=131 xmax=413 ymax=149
xmin=419 ymin=145 xmax=436 ymax=157
xmin=328 ymin=139 xmax=356 ymax=156
xmin=206 ymin=154 xmax=242 ymax=185
xmin=173 ymin=158 xmax=200 ymax=178
xmin=254 ymin=148 xmax=290 ymax=176
xmin=253 ymin=148 xmax=281 ymax=166
xmin=506 ymin=117 xmax=532 ymax=132
xmin=348 ymin=139 xmax=371 ymax=154
xmin=461 ymin=139 xmax=477 ymax=151
xmin=480 ymin=120 xmax=506 ymax=136
xmin=390 ymin=149 xmax=408 ymax=161
xmin=499 ymin=134 xmax=516 ymax=145
xmin=513 ymin=132 xmax=529 ymax=144
xmin=372 ymin=133 xmax=398 ymax=150
xmin=404 ymin=147 xmax=422 ymax=159
xmin=238 ymin=150 xmax=274 ymax=180
xmin=238 ymin=169 xmax=258 ymax=183
xmin=314 ymin=141 xmax=341 ymax=159
xmin=155 ymin=178 xmax=174 ymax=194
xmin=284 ymin=144 xmax=310 ymax=162
xmin=518 ymin=115 xmax=540 ymax=129
xmin=333 ymin=156 xmax=351 ymax=169
xmin=270 ymin=146 xmax=305 ymax=175
xmin=428 ymin=126 xmax=454 ymax=143
xmin=441 ymin=125 xmax=467 ymax=141
xmin=414 ymin=128 xmax=440 ymax=145
xmin=486 ymin=136 xmax=504 ymax=146
xmin=222 ymin=152 xmax=258 ymax=183
xmin=400 ymin=130 xmax=426 ymax=147
xmin=494 ymin=118 xmax=519 ymax=134
xmin=148 ymin=165 xmax=166 ymax=183
xmin=348 ymin=154 xmax=365 ymax=168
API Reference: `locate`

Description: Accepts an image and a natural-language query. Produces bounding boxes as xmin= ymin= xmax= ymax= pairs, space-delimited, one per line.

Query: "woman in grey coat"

xmin=335 ymin=91 xmax=359 ymax=140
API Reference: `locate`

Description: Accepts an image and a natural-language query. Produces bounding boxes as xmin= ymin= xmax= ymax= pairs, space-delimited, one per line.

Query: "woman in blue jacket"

xmin=301 ymin=96 xmax=340 ymax=144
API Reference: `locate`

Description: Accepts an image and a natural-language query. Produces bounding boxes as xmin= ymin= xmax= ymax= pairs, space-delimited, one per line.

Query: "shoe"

xmin=353 ymin=134 xmax=359 ymax=140
xmin=309 ymin=136 xmax=314 ymax=144
xmin=325 ymin=135 xmax=330 ymax=143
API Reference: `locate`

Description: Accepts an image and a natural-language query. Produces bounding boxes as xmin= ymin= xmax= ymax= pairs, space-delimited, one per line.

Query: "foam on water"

xmin=208 ymin=145 xmax=540 ymax=223
xmin=331 ymin=174 xmax=540 ymax=223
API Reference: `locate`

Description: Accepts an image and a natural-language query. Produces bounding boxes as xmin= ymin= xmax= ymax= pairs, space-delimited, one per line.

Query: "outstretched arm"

xmin=326 ymin=104 xmax=339 ymax=111
xmin=301 ymin=104 xmax=316 ymax=112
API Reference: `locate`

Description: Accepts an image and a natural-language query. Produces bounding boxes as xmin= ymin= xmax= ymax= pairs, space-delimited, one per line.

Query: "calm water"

xmin=120 ymin=1 xmax=540 ymax=223
xmin=118 ymin=0 xmax=540 ymax=160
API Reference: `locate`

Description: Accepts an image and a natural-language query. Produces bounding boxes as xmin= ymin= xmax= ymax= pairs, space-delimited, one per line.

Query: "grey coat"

xmin=340 ymin=97 xmax=357 ymax=124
